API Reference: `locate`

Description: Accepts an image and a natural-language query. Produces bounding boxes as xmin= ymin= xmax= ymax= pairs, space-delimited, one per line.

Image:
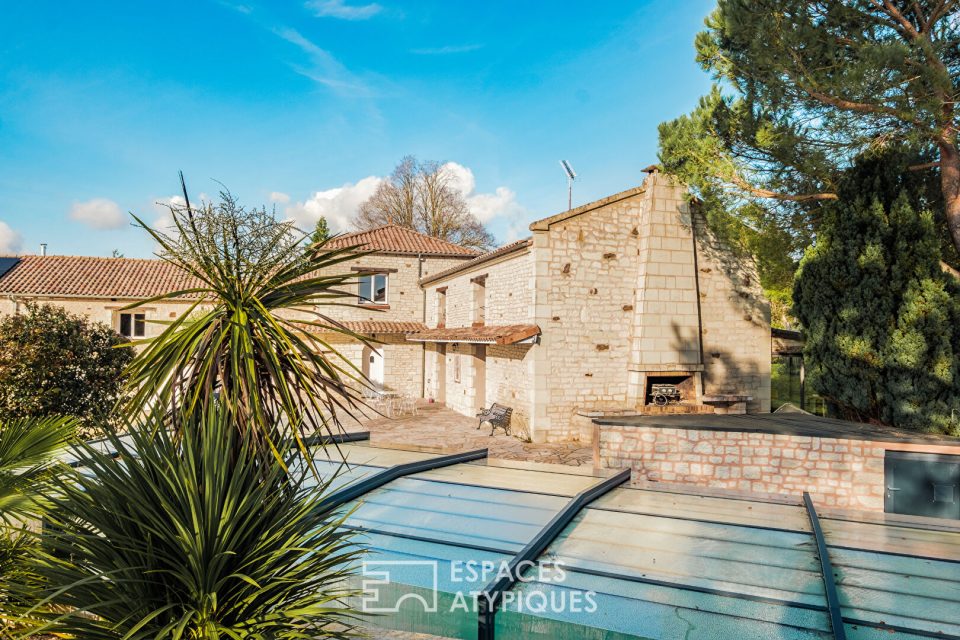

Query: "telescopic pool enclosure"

xmin=307 ymin=439 xmax=960 ymax=640
xmin=70 ymin=434 xmax=960 ymax=639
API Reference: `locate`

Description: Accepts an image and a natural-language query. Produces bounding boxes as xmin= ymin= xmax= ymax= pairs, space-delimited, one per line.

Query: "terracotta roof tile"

xmin=312 ymin=320 xmax=427 ymax=335
xmin=409 ymin=324 xmax=540 ymax=345
xmin=420 ymin=237 xmax=532 ymax=285
xmin=321 ymin=225 xmax=480 ymax=257
xmin=0 ymin=255 xmax=203 ymax=300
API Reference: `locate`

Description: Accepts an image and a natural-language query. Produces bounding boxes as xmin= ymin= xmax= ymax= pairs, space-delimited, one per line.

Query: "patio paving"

xmin=342 ymin=404 xmax=593 ymax=468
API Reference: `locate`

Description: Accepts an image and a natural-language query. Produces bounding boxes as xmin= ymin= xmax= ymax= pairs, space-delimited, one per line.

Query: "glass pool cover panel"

xmin=494 ymin=486 xmax=832 ymax=639
xmin=297 ymin=449 xmax=960 ymax=640
xmin=486 ymin=485 xmax=960 ymax=640
xmin=341 ymin=462 xmax=589 ymax=639
xmin=820 ymin=515 xmax=960 ymax=639
xmin=68 ymin=438 xmax=960 ymax=639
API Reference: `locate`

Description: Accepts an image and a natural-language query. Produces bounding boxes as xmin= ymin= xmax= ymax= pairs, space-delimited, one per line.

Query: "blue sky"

xmin=0 ymin=0 xmax=714 ymax=258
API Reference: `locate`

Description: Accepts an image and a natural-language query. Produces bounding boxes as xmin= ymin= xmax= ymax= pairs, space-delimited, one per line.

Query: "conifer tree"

xmin=794 ymin=154 xmax=960 ymax=434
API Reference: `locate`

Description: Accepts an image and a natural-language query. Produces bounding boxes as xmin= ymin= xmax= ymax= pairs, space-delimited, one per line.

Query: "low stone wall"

xmin=598 ymin=424 xmax=888 ymax=510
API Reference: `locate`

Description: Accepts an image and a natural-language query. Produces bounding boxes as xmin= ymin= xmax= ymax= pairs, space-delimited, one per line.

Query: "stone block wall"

xmin=485 ymin=344 xmax=534 ymax=435
xmin=423 ymin=249 xmax=534 ymax=328
xmin=381 ymin=339 xmax=424 ymax=398
xmin=693 ymin=208 xmax=772 ymax=412
xmin=598 ymin=424 xmax=887 ymax=510
xmin=309 ymin=333 xmax=422 ymax=398
xmin=312 ymin=253 xmax=468 ymax=324
xmin=423 ymin=342 xmax=534 ymax=432
xmin=441 ymin=343 xmax=485 ymax=417
xmin=531 ymin=189 xmax=644 ymax=443
xmin=629 ymin=174 xmax=702 ymax=378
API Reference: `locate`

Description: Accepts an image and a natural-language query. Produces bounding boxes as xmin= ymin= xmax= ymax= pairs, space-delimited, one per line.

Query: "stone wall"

xmin=423 ymin=249 xmax=534 ymax=328
xmin=486 ymin=344 xmax=534 ymax=436
xmin=325 ymin=333 xmax=423 ymax=398
xmin=422 ymin=245 xmax=536 ymax=428
xmin=312 ymin=253 xmax=469 ymax=324
xmin=531 ymin=189 xmax=644 ymax=443
xmin=628 ymin=174 xmax=702 ymax=383
xmin=598 ymin=424 xmax=887 ymax=510
xmin=440 ymin=343 xmax=485 ymax=416
xmin=381 ymin=339 xmax=424 ymax=398
xmin=529 ymin=173 xmax=771 ymax=443
xmin=693 ymin=207 xmax=772 ymax=412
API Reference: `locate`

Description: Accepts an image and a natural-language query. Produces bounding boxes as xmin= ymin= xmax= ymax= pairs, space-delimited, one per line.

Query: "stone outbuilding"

xmin=418 ymin=170 xmax=771 ymax=443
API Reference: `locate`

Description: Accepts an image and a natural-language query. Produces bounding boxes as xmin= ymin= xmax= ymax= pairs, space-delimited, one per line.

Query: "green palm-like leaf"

xmin=11 ymin=405 xmax=363 ymax=639
xmin=122 ymin=181 xmax=376 ymax=464
xmin=0 ymin=416 xmax=77 ymax=522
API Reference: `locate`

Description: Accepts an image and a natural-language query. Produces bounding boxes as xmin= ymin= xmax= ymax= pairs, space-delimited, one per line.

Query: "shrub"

xmin=0 ymin=303 xmax=133 ymax=436
xmin=125 ymin=183 xmax=368 ymax=463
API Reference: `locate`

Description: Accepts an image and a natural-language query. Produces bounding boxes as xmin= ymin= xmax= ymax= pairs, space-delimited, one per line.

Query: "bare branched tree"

xmin=356 ymin=156 xmax=495 ymax=250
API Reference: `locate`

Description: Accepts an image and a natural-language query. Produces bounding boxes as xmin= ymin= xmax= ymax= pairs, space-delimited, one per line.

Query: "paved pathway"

xmin=345 ymin=404 xmax=592 ymax=467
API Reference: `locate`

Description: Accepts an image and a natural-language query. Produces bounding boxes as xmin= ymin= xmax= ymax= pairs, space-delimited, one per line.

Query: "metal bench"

xmin=476 ymin=403 xmax=513 ymax=436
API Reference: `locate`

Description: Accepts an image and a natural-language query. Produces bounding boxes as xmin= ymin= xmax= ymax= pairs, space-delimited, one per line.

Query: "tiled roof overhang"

xmin=408 ymin=324 xmax=540 ymax=345
xmin=310 ymin=321 xmax=427 ymax=335
xmin=419 ymin=238 xmax=532 ymax=285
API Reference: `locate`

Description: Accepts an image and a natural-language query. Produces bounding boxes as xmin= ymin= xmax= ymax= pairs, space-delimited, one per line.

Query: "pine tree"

xmin=659 ymin=0 xmax=960 ymax=263
xmin=794 ymin=154 xmax=960 ymax=434
xmin=311 ymin=216 xmax=330 ymax=244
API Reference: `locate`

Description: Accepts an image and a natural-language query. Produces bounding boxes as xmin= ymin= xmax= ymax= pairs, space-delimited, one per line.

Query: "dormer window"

xmin=358 ymin=273 xmax=388 ymax=305
xmin=119 ymin=312 xmax=145 ymax=338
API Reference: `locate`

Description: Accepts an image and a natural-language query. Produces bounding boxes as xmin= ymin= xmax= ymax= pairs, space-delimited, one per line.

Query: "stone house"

xmin=0 ymin=227 xmax=477 ymax=400
xmin=418 ymin=170 xmax=771 ymax=442
xmin=0 ymin=255 xmax=202 ymax=339
xmin=308 ymin=226 xmax=477 ymax=398
xmin=0 ymin=170 xmax=770 ymax=443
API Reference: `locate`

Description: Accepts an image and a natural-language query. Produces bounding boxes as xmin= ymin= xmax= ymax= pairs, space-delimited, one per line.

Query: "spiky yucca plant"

xmin=0 ymin=416 xmax=76 ymax=522
xmin=124 ymin=177 xmax=373 ymax=463
xmin=0 ymin=416 xmax=76 ymax=636
xmin=14 ymin=405 xmax=362 ymax=639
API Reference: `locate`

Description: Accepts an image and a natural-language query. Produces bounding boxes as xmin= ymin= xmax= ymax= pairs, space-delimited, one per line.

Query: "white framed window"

xmin=358 ymin=273 xmax=388 ymax=305
xmin=119 ymin=312 xmax=146 ymax=338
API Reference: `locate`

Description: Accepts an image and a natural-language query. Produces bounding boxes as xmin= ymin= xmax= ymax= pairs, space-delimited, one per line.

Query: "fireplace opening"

xmin=645 ymin=374 xmax=696 ymax=406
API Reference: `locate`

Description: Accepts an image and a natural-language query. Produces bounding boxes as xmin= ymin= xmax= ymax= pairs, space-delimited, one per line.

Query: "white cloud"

xmin=151 ymin=195 xmax=187 ymax=236
xmin=270 ymin=191 xmax=291 ymax=204
xmin=69 ymin=198 xmax=126 ymax=230
xmin=441 ymin=162 xmax=526 ymax=224
xmin=468 ymin=186 xmax=524 ymax=224
xmin=284 ymin=176 xmax=382 ymax=233
xmin=0 ymin=222 xmax=23 ymax=254
xmin=282 ymin=162 xmax=526 ymax=238
xmin=306 ymin=0 xmax=382 ymax=20
xmin=273 ymin=27 xmax=371 ymax=95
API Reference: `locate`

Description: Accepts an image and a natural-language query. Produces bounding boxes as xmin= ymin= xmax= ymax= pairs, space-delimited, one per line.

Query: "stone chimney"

xmin=627 ymin=172 xmax=704 ymax=408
